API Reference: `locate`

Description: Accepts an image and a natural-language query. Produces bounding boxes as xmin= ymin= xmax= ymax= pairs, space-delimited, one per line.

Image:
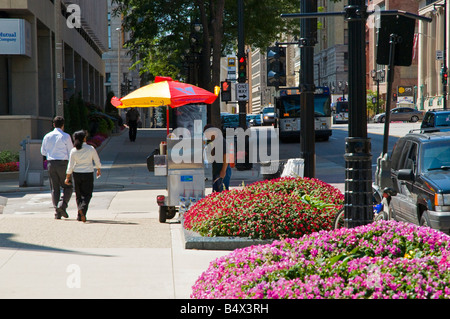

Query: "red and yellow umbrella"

xmin=111 ymin=76 xmax=218 ymax=109
xmin=111 ymin=77 xmax=218 ymax=135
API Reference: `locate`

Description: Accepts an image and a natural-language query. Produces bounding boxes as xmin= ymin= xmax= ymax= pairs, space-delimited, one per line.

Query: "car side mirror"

xmin=397 ymin=169 xmax=414 ymax=181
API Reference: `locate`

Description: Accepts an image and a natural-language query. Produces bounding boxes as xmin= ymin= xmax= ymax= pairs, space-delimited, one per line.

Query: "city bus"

xmin=333 ymin=101 xmax=349 ymax=124
xmin=275 ymin=87 xmax=332 ymax=141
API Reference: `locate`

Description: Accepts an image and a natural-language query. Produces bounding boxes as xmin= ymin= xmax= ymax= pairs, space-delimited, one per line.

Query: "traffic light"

xmin=221 ymin=80 xmax=231 ymax=102
xmin=267 ymin=46 xmax=286 ymax=87
xmin=214 ymin=85 xmax=220 ymax=96
xmin=238 ymin=55 xmax=247 ymax=83
xmin=442 ymin=67 xmax=448 ymax=85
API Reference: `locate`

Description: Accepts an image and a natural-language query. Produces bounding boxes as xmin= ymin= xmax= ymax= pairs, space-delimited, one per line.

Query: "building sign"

xmin=0 ymin=19 xmax=32 ymax=57
xmin=397 ymin=86 xmax=413 ymax=97
xmin=397 ymin=86 xmax=414 ymax=104
xmin=227 ymin=56 xmax=236 ymax=80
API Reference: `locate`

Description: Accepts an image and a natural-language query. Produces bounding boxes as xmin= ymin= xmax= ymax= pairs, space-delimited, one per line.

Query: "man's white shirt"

xmin=41 ymin=128 xmax=73 ymax=160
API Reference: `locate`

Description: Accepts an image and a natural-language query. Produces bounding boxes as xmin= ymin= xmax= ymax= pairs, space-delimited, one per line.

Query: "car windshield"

xmin=435 ymin=113 xmax=450 ymax=127
xmin=421 ymin=141 xmax=450 ymax=172
xmin=262 ymin=107 xmax=274 ymax=114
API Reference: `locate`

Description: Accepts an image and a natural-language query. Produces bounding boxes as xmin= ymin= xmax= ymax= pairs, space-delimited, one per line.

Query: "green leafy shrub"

xmin=0 ymin=150 xmax=19 ymax=164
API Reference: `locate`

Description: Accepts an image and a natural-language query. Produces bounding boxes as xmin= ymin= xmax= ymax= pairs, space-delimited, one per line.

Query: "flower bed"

xmin=183 ymin=177 xmax=343 ymax=240
xmin=191 ymin=220 xmax=450 ymax=299
xmin=0 ymin=162 xmax=19 ymax=172
xmin=87 ymin=133 xmax=107 ymax=148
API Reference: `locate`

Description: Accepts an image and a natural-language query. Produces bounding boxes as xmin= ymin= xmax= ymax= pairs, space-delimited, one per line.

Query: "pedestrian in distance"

xmin=126 ymin=107 xmax=140 ymax=142
xmin=41 ymin=116 xmax=74 ymax=219
xmin=65 ymin=130 xmax=102 ymax=222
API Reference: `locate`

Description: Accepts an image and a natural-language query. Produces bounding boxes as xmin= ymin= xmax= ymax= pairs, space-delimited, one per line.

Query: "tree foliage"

xmin=112 ymin=0 xmax=300 ymax=86
xmin=112 ymin=0 xmax=309 ymax=126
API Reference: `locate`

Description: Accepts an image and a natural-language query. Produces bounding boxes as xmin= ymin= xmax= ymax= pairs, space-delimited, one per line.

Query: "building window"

xmin=344 ymin=52 xmax=348 ymax=72
xmin=105 ymin=73 xmax=111 ymax=83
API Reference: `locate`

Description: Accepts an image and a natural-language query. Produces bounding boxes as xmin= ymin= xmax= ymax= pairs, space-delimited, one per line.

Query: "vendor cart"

xmin=153 ymin=103 xmax=208 ymax=223
xmin=111 ymin=76 xmax=217 ymax=223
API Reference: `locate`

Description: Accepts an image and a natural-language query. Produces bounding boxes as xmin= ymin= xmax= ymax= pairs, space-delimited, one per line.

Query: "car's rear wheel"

xmin=374 ymin=210 xmax=389 ymax=222
xmin=411 ymin=115 xmax=419 ymax=122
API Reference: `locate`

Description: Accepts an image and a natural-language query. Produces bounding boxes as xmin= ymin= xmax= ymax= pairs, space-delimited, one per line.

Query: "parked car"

xmin=373 ymin=107 xmax=424 ymax=123
xmin=376 ymin=130 xmax=450 ymax=234
xmin=421 ymin=109 xmax=450 ymax=130
xmin=247 ymin=114 xmax=262 ymax=126
xmin=260 ymin=107 xmax=276 ymax=126
xmin=220 ymin=112 xmax=250 ymax=129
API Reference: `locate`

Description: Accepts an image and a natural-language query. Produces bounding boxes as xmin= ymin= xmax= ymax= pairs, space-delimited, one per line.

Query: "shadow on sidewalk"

xmin=0 ymin=233 xmax=115 ymax=257
xmin=83 ymin=219 xmax=139 ymax=225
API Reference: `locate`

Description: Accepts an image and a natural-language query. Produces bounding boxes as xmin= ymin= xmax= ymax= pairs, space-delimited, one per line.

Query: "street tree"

xmin=112 ymin=0 xmax=299 ymax=126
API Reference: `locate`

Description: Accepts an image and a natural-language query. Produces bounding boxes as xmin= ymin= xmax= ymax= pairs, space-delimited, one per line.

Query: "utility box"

xmin=19 ymin=138 xmax=44 ymax=187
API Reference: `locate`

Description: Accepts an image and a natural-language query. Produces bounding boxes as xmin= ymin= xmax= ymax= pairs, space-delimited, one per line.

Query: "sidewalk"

xmin=0 ymin=123 xmax=417 ymax=298
xmin=0 ymin=128 xmax=232 ymax=298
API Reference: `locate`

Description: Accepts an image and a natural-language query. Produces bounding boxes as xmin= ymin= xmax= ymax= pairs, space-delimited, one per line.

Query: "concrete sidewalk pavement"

xmin=0 ymin=128 xmax=231 ymax=298
xmin=3 ymin=122 xmax=408 ymax=298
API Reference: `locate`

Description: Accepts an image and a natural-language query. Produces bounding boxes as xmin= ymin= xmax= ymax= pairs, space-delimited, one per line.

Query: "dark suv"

xmin=379 ymin=130 xmax=450 ymax=234
xmin=421 ymin=109 xmax=450 ymax=130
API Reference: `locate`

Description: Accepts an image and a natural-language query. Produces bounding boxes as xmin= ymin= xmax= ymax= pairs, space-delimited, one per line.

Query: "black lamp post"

xmin=338 ymin=80 xmax=347 ymax=101
xmin=371 ymin=69 xmax=385 ymax=114
xmin=434 ymin=1 xmax=447 ymax=109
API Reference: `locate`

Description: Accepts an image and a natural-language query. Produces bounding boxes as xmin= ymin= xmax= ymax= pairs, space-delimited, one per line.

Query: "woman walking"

xmin=65 ymin=130 xmax=101 ymax=222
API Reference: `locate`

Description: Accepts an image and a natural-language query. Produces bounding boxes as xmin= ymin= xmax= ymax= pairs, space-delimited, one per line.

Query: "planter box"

xmin=181 ymin=222 xmax=273 ymax=250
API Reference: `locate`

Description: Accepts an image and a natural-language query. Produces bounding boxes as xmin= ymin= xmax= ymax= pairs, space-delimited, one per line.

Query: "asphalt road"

xmin=277 ymin=122 xmax=420 ymax=184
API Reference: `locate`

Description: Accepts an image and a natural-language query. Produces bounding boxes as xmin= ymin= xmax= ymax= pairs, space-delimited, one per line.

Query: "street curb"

xmin=181 ymin=222 xmax=274 ymax=250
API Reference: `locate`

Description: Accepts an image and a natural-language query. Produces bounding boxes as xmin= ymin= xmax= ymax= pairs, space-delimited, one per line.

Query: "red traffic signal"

xmin=221 ymin=80 xmax=231 ymax=92
xmin=220 ymin=80 xmax=231 ymax=102
xmin=238 ymin=56 xmax=247 ymax=82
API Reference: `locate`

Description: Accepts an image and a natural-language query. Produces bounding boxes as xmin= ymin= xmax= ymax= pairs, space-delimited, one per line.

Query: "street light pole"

xmin=299 ymin=0 xmax=317 ymax=179
xmin=443 ymin=1 xmax=447 ymax=109
xmin=371 ymin=69 xmax=385 ymax=114
xmin=344 ymin=1 xmax=373 ymax=228
xmin=434 ymin=1 xmax=448 ymax=109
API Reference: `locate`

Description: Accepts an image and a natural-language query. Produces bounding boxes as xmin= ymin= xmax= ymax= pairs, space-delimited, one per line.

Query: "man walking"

xmin=126 ymin=108 xmax=140 ymax=142
xmin=41 ymin=116 xmax=74 ymax=219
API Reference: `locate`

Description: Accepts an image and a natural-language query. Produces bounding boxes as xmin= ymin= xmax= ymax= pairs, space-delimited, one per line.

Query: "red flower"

xmin=0 ymin=162 xmax=19 ymax=172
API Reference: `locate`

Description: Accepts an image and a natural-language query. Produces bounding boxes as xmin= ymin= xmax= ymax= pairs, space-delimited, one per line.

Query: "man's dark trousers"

xmin=48 ymin=160 xmax=73 ymax=213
